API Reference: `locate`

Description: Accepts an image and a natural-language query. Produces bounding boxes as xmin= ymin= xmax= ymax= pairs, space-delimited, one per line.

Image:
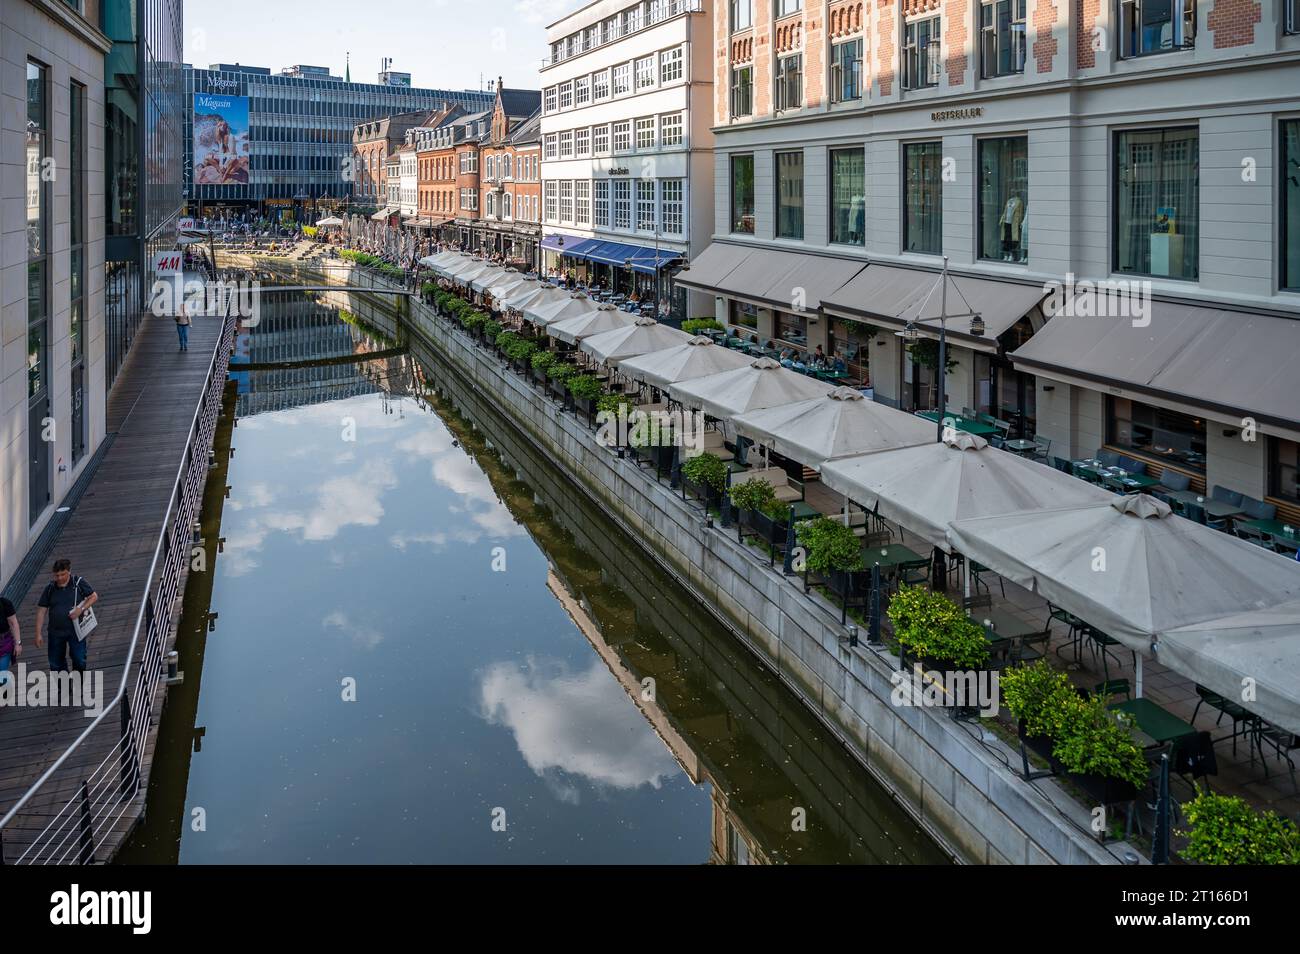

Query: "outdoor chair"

xmin=1191 ymin=685 xmax=1256 ymax=756
xmin=1159 ymin=470 xmax=1191 ymax=493
xmin=961 ymin=592 xmax=993 ymax=611
xmin=1182 ymin=502 xmax=1231 ymax=532
xmin=1092 ymin=679 xmax=1132 ymax=701
xmin=1032 ymin=435 xmax=1051 ymax=462
xmin=1254 ymin=725 xmax=1299 ymax=790
xmin=1084 ymin=627 xmax=1135 ymax=684
xmin=989 ymin=420 xmax=1013 ymax=449
xmin=1096 ymin=449 xmax=1121 ymax=468
xmin=1073 ymin=461 xmax=1104 ymax=485
xmin=961 ymin=406 xmax=977 ymax=419
xmin=970 ymin=561 xmax=1005 ymax=598
xmin=897 ymin=558 xmax=932 ymax=589
xmin=1011 ymin=629 xmax=1051 ymax=666
xmin=1239 ymin=497 xmax=1276 ymax=521
xmin=1173 ymin=731 xmax=1219 ymax=800
xmin=1116 ymin=456 xmax=1147 ymax=476
xmin=1236 ymin=524 xmax=1277 ymax=550
xmin=1048 ymin=602 xmax=1088 ymax=660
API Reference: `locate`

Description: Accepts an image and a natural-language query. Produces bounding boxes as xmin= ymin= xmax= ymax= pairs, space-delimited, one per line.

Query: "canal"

xmin=118 ymin=291 xmax=947 ymax=865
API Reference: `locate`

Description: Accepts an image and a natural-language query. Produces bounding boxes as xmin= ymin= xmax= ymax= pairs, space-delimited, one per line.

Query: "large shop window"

xmin=1115 ymin=127 xmax=1199 ymax=280
xmin=829 ymin=318 xmax=872 ymax=382
xmin=830 ymin=148 xmax=866 ymax=246
xmin=775 ymin=151 xmax=804 ymax=240
xmin=1283 ymin=120 xmax=1300 ymax=292
xmin=978 ymin=136 xmax=1028 ymax=263
xmin=1269 ymin=438 xmax=1299 ymax=505
xmin=980 ymin=0 xmax=1026 ymax=77
xmin=904 ymin=141 xmax=943 ymax=254
xmin=1119 ymin=0 xmax=1196 ymax=58
xmin=731 ymin=154 xmax=755 ymax=234
xmin=1106 ymin=396 xmax=1206 ymax=473
xmin=730 ymin=300 xmax=758 ymax=330
xmin=776 ymin=311 xmax=808 ymax=346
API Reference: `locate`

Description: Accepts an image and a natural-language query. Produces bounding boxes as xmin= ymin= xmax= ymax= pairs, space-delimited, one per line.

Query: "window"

xmin=543 ymin=133 xmax=558 ymax=160
xmin=903 ymin=16 xmax=942 ymax=89
xmin=980 ymin=0 xmax=1027 ymax=78
xmin=544 ymin=87 xmax=557 ymax=112
xmin=1114 ymin=127 xmax=1199 ymax=280
xmin=904 ymin=141 xmax=943 ymax=254
xmin=576 ymin=127 xmax=591 ymax=156
xmin=731 ymin=0 xmax=752 ymax=30
xmin=613 ymin=120 xmax=632 ymax=152
xmin=830 ymin=148 xmax=866 ymax=246
xmin=775 ymin=151 xmax=804 ymax=240
xmin=775 ymin=54 xmax=802 ymax=111
xmin=544 ymin=180 xmax=557 ymax=221
xmin=594 ymin=124 xmax=610 ymax=154
xmin=613 ymin=63 xmax=631 ymax=95
xmin=486 ymin=155 xmax=495 ymax=179
xmin=575 ymin=76 xmax=591 ymax=105
xmin=560 ymin=180 xmax=574 ymax=222
xmin=731 ymin=155 xmax=755 ymax=234
xmin=1282 ymin=120 xmax=1300 ymax=290
xmin=595 ymin=179 xmax=610 ymax=226
xmin=831 ymin=39 xmax=863 ymax=103
xmin=636 ymin=56 xmax=656 ymax=89
xmin=661 ymin=47 xmax=683 ymax=83
xmin=660 ymin=113 xmax=683 ymax=147
xmin=1268 ymin=439 xmax=1299 ymax=505
xmin=661 ymin=178 xmax=684 ymax=235
xmin=1107 ymin=396 xmax=1206 ymax=473
xmin=576 ymin=180 xmax=591 ymax=225
xmin=27 ymin=61 xmax=50 ymax=522
xmin=978 ymin=137 xmax=1029 ymax=262
xmin=731 ymin=66 xmax=753 ymax=117
xmin=636 ymin=117 xmax=656 ymax=150
xmin=613 ymin=178 xmax=632 ymax=228
xmin=594 ymin=69 xmax=611 ymax=99
xmin=638 ymin=180 xmax=657 ymax=230
xmin=503 ymin=155 xmax=512 ymax=178
xmin=1119 ymin=0 xmax=1196 ymax=58
xmin=1289 ymin=0 xmax=1300 ymax=34
xmin=559 ymin=81 xmax=573 ymax=109
xmin=559 ymin=130 xmax=573 ymax=158
xmin=777 ymin=0 xmax=801 ymax=14
xmin=486 ymin=192 xmax=496 ymax=217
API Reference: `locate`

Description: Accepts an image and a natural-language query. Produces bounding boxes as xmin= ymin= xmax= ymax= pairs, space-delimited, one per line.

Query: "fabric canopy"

xmin=946 ymin=495 xmax=1300 ymax=654
xmin=370 ymin=208 xmax=395 ymax=221
xmin=1159 ymin=601 xmax=1300 ymax=736
xmin=430 ymin=252 xmax=471 ymax=276
xmin=469 ymin=265 xmax=508 ymax=294
xmin=822 ymin=432 xmax=1111 ymax=550
xmin=449 ymin=261 xmax=495 ymax=286
xmin=676 ymin=244 xmax=866 ymax=311
xmin=315 ymin=216 xmax=344 ymax=227
xmin=526 ymin=291 xmax=598 ymax=327
xmin=734 ymin=387 xmax=938 ymax=471
xmin=669 ymin=357 xmax=833 ymax=419
xmin=578 ymin=317 xmax=692 ymax=365
xmin=547 ymin=303 xmax=637 ymax=344
xmin=617 ymin=335 xmax=753 ymax=389
xmin=481 ymin=272 xmax=530 ymax=303
xmin=505 ymin=281 xmax=568 ymax=315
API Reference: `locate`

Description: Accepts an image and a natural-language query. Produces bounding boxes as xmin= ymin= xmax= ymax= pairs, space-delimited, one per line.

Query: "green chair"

xmin=1011 ymin=629 xmax=1051 ymax=666
xmin=898 ymin=558 xmax=932 ymax=589
xmin=1093 ymin=679 xmax=1132 ymax=701
xmin=970 ymin=561 xmax=1005 ymax=598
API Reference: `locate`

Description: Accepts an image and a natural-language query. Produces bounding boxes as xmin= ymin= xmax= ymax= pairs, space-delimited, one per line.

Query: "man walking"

xmin=35 ymin=559 xmax=98 ymax=673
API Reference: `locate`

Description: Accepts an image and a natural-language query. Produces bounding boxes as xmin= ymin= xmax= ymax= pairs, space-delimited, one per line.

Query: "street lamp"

xmin=902 ymin=257 xmax=983 ymax=443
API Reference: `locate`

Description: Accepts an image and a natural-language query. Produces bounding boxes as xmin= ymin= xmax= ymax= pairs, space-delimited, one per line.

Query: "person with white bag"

xmin=34 ymin=558 xmax=98 ymax=674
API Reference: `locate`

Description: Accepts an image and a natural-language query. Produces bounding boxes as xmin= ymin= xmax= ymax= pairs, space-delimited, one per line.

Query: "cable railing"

xmin=0 ymin=285 xmax=238 ymax=865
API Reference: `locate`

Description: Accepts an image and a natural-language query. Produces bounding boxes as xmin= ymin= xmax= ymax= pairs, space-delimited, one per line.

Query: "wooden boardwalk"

xmin=0 ymin=307 xmax=227 ymax=863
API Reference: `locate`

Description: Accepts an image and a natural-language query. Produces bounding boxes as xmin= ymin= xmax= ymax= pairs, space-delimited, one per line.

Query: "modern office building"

xmin=103 ymin=0 xmax=185 ymax=391
xmin=680 ymin=0 xmax=1300 ymax=516
xmin=183 ymin=63 xmax=494 ymax=219
xmin=539 ymin=0 xmax=715 ymax=315
xmin=1 ymin=0 xmax=111 ymax=585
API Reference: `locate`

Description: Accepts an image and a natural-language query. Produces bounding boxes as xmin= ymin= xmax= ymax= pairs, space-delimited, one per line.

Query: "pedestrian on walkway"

xmin=0 ymin=595 xmax=19 ymax=687
xmin=35 ymin=559 xmax=98 ymax=674
xmin=176 ymin=300 xmax=192 ymax=352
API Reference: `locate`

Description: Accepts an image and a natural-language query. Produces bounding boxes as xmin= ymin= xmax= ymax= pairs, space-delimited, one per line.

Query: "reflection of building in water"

xmin=544 ymin=570 xmax=770 ymax=866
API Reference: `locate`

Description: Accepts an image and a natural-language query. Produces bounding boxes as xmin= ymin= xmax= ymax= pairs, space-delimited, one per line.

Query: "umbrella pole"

xmin=1135 ymin=654 xmax=1144 ymax=699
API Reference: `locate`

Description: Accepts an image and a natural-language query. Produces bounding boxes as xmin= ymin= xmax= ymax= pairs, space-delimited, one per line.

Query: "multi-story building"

xmin=454 ymin=112 xmax=488 ymax=242
xmin=476 ymin=82 xmax=544 ymax=264
xmin=385 ymin=152 xmax=402 ymax=225
xmin=2 ymin=0 xmax=111 ymax=585
xmin=679 ymin=0 xmax=1300 ymax=516
xmin=354 ymin=108 xmax=461 ymax=213
xmin=539 ymin=0 xmax=715 ymax=315
xmin=184 ymin=63 xmax=493 ymax=219
xmin=398 ymin=142 xmax=419 ymax=220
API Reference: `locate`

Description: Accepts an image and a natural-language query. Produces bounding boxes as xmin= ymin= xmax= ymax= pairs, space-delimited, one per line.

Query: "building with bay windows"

xmin=539 ymin=0 xmax=715 ymax=315
xmin=679 ymin=0 xmax=1300 ymax=520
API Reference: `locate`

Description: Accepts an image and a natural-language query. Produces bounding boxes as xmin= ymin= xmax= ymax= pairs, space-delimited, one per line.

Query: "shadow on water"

xmin=119 ymin=291 xmax=947 ymax=865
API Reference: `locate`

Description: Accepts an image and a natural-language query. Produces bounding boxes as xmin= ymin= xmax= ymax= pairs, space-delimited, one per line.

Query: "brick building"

xmin=353 ymin=107 xmax=459 ymax=214
xmin=477 ymin=81 xmax=544 ymax=265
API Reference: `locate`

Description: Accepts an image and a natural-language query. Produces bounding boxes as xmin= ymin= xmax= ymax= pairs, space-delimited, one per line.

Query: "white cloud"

xmin=322 ymin=610 xmax=384 ymax=650
xmin=513 ymin=0 xmax=572 ymax=24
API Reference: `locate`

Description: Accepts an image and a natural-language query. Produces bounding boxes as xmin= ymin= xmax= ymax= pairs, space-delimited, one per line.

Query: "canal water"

xmin=119 ymin=292 xmax=947 ymax=865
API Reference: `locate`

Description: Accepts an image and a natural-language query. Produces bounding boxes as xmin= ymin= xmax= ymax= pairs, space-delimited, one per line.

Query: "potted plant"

xmin=628 ymin=410 xmax=670 ymax=466
xmin=1180 ymin=791 xmax=1300 ymax=865
xmin=728 ymin=479 xmax=778 ymax=539
xmin=567 ymin=374 xmax=604 ymax=421
xmin=484 ymin=320 xmax=503 ymax=349
xmin=682 ymin=317 xmax=725 ymax=335
xmin=681 ymin=452 xmax=727 ymax=507
xmin=887 ymin=586 xmax=990 ymax=672
xmin=547 ymin=362 xmax=577 ymax=404
xmin=796 ymin=516 xmax=865 ymax=594
xmin=504 ymin=337 xmax=537 ymax=375
xmin=531 ymin=350 xmax=555 ymax=385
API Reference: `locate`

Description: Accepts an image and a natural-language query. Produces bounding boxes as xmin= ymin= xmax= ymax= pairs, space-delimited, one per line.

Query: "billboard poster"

xmin=193 ymin=93 xmax=250 ymax=186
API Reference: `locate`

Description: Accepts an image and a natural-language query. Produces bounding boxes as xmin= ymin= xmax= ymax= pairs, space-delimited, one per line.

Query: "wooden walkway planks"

xmin=0 ymin=308 xmax=226 ymax=863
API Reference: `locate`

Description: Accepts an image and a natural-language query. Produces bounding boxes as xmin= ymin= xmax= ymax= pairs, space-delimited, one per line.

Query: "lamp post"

xmin=903 ymin=256 xmax=985 ymax=443
xmin=624 ymin=256 xmax=634 ymax=299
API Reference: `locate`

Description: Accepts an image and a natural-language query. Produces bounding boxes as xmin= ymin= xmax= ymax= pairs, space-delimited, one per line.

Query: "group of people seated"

xmin=768 ymin=341 xmax=847 ymax=373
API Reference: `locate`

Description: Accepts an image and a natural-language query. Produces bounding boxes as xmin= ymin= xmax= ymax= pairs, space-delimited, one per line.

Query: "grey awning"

xmin=1010 ymin=300 xmax=1300 ymax=431
xmin=675 ymin=243 xmax=866 ymax=312
xmin=822 ymin=265 xmax=1048 ymax=354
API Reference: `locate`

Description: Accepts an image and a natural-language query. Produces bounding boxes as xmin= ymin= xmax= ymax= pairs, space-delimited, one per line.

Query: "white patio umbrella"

xmin=947 ymin=494 xmax=1300 ymax=658
xmin=618 ymin=335 xmax=753 ymax=389
xmin=422 ymin=250 xmax=461 ymax=269
xmin=449 ymin=260 xmax=494 ymax=287
xmin=433 ymin=253 xmax=476 ymax=278
xmin=1160 ymin=600 xmax=1300 ymax=735
xmin=734 ymin=386 xmax=937 ymax=472
xmin=469 ymin=264 xmax=509 ymax=294
xmin=669 ymin=357 xmax=833 ymax=420
xmin=579 ymin=316 xmax=692 ymax=366
xmin=547 ymin=302 xmax=637 ymax=343
xmin=527 ymin=291 xmax=598 ymax=329
xmin=502 ymin=279 xmax=560 ymax=314
xmin=316 ymin=216 xmax=344 ymax=227
xmin=820 ymin=431 xmax=1110 ymax=549
xmin=481 ymin=271 xmax=531 ymax=309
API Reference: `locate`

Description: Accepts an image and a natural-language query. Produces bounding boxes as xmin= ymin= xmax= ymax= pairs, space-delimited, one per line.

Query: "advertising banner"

xmin=193 ymin=93 xmax=250 ymax=186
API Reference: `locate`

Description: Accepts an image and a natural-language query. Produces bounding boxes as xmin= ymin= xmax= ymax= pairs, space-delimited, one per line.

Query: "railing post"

xmin=77 ymin=780 xmax=94 ymax=864
xmin=120 ymin=694 xmax=136 ymax=797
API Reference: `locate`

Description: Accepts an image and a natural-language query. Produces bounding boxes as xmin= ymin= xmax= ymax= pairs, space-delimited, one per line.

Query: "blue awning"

xmin=542 ymin=234 xmax=601 ymax=259
xmin=576 ymin=240 xmax=681 ymax=273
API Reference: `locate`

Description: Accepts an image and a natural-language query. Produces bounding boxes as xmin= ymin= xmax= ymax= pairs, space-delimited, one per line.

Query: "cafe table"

xmin=1110 ymin=698 xmax=1198 ymax=752
xmin=1073 ymin=460 xmax=1160 ymax=491
xmin=915 ymin=410 xmax=999 ymax=438
xmin=788 ymin=501 xmax=821 ymax=522
xmin=1236 ymin=518 xmax=1300 ymax=551
xmin=860 ymin=542 xmax=924 ymax=573
xmin=815 ymin=369 xmax=852 ymax=383
xmin=1165 ymin=492 xmax=1247 ymax=519
xmin=1002 ymin=438 xmax=1037 ymax=456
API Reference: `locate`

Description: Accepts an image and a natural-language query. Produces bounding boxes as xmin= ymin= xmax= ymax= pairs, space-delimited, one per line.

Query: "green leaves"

xmin=886 ymin=586 xmax=989 ymax=669
xmin=596 ymin=392 xmax=634 ymax=416
xmin=566 ymin=374 xmax=604 ymax=400
xmin=682 ymin=453 xmax=728 ymax=493
xmin=728 ymin=477 xmax=777 ymax=513
xmin=795 ymin=516 xmax=864 ymax=575
xmin=531 ymin=350 xmax=556 ymax=373
xmin=682 ymin=318 xmax=725 ymax=335
xmin=1181 ymin=791 xmax=1300 ymax=865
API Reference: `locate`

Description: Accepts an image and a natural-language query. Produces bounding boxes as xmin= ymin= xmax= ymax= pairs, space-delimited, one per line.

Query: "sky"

xmin=185 ymin=0 xmax=573 ymax=92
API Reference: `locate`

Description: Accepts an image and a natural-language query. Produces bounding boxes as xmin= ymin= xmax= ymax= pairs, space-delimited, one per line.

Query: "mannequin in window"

xmin=999 ymin=193 xmax=1025 ymax=262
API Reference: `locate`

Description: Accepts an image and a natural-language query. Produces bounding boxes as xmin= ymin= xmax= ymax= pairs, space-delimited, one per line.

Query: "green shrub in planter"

xmin=682 ymin=318 xmax=724 ymax=335
xmin=547 ymin=362 xmax=578 ymax=382
xmin=504 ymin=339 xmax=537 ymax=363
xmin=496 ymin=331 xmax=519 ymax=351
xmin=596 ymin=393 xmax=634 ymax=416
xmin=462 ymin=310 xmax=488 ymax=332
xmin=795 ymin=516 xmax=864 ymax=576
xmin=886 ymin=585 xmax=989 ymax=669
xmin=1000 ymin=661 xmax=1079 ymax=740
xmin=681 ymin=453 xmax=727 ymax=494
xmin=1181 ymin=791 xmax=1300 ymax=865
xmin=484 ymin=320 xmax=503 ymax=343
xmin=566 ymin=374 xmax=604 ymax=401
xmin=1050 ymin=694 xmax=1150 ymax=790
xmin=728 ymin=478 xmax=777 ymax=514
xmin=531 ymin=351 xmax=556 ymax=373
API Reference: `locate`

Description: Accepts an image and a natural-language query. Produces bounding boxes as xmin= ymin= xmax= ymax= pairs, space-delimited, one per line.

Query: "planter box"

xmin=751 ymin=510 xmax=790 ymax=549
xmin=683 ymin=477 xmax=722 ymax=509
xmin=512 ymin=357 xmax=530 ymax=375
xmin=573 ymin=395 xmax=599 ymax=423
xmin=1068 ymin=769 xmax=1141 ymax=809
xmin=530 ymin=366 xmax=549 ymax=386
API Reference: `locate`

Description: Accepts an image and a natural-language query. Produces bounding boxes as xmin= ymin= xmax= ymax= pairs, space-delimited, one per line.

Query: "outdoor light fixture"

xmin=969 ymin=313 xmax=985 ymax=337
xmin=902 ymin=321 xmax=919 ymax=343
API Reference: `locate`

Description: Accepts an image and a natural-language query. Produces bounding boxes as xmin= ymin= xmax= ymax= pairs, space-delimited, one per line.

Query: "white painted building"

xmin=399 ymin=142 xmax=419 ymax=219
xmin=540 ymin=0 xmax=715 ymax=316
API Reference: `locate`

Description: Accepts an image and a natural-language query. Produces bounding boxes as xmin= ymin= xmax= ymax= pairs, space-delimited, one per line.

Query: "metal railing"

xmin=0 ymin=288 xmax=238 ymax=864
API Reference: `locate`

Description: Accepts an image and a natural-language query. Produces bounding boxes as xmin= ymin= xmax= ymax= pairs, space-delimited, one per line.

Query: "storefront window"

xmin=829 ymin=318 xmax=872 ymax=382
xmin=1107 ymin=396 xmax=1206 ymax=473
xmin=903 ymin=141 xmax=942 ymax=254
xmin=775 ymin=310 xmax=807 ymax=346
xmin=730 ymin=300 xmax=758 ymax=329
xmin=978 ymin=137 xmax=1028 ymax=263
xmin=830 ymin=148 xmax=865 ymax=246
xmin=775 ymin=151 xmax=804 ymax=239
xmin=731 ymin=154 xmax=754 ymax=234
xmin=1269 ymin=438 xmax=1299 ymax=504
xmin=1283 ymin=120 xmax=1300 ymax=291
xmin=1114 ymin=127 xmax=1199 ymax=280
